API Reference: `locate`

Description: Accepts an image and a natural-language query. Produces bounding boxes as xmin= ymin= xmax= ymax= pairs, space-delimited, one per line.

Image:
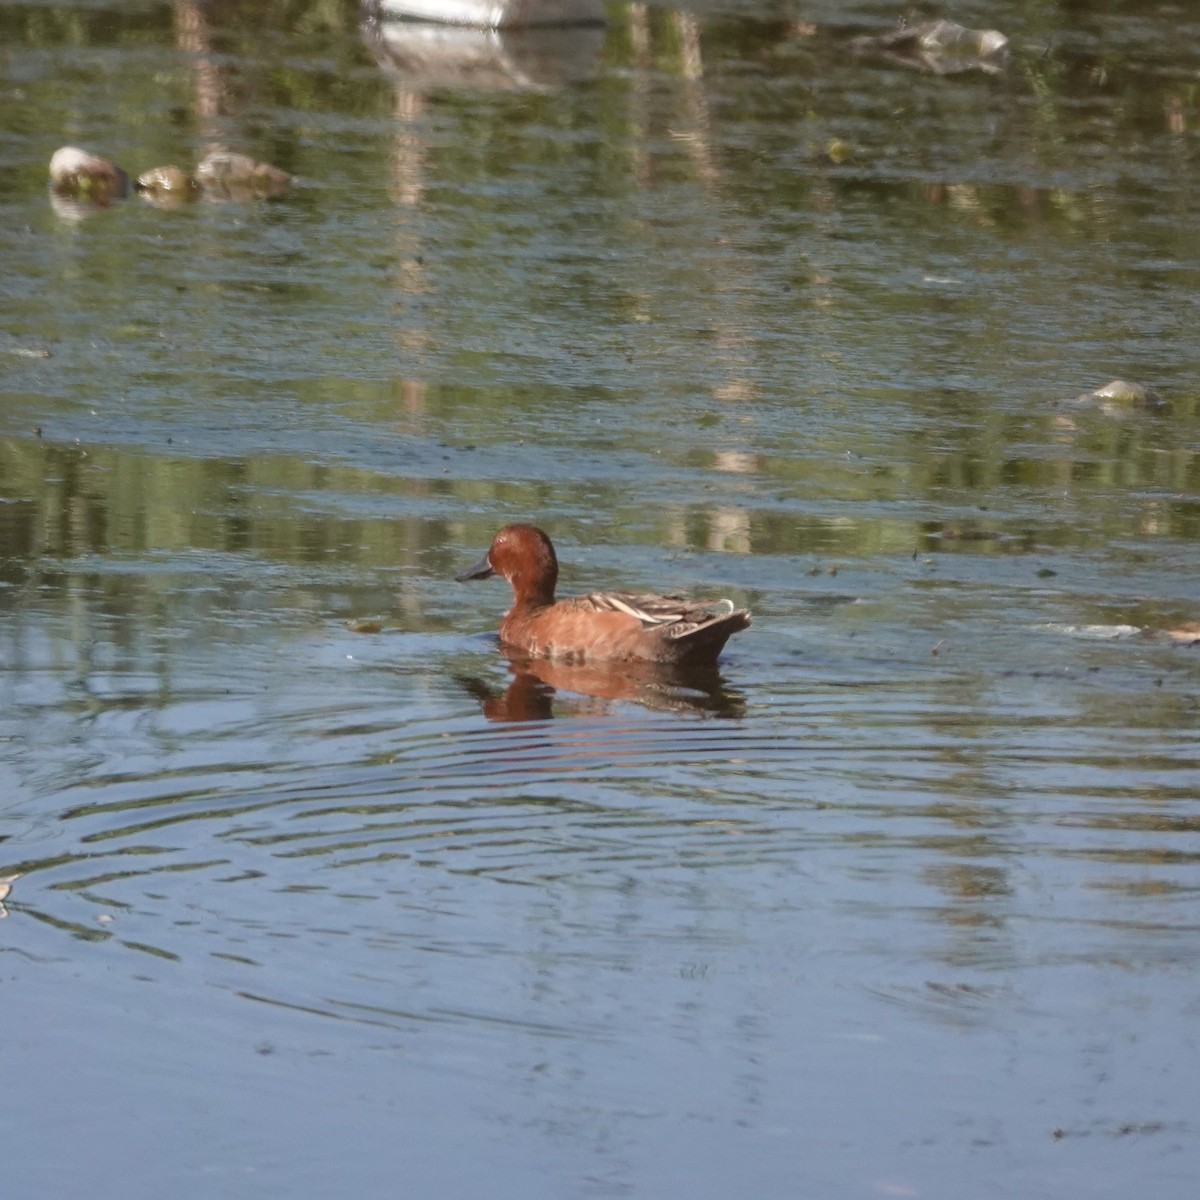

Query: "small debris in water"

xmin=348 ymin=619 xmax=385 ymax=634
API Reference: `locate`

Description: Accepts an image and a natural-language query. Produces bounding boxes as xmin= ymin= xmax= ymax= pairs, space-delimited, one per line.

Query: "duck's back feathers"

xmin=566 ymin=590 xmax=751 ymax=661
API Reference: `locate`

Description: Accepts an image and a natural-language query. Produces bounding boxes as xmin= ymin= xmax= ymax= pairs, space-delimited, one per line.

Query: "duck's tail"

xmin=667 ymin=606 xmax=751 ymax=663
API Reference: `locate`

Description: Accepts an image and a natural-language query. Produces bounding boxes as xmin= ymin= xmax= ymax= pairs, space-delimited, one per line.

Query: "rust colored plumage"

xmin=456 ymin=524 xmax=750 ymax=666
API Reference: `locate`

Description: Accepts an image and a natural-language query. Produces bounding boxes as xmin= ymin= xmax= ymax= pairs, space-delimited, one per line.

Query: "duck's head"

xmin=456 ymin=524 xmax=559 ymax=606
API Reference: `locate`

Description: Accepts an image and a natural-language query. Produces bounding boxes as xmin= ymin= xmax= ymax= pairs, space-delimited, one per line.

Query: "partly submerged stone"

xmin=48 ymin=146 xmax=130 ymax=201
xmin=1061 ymin=379 xmax=1168 ymax=413
xmin=1162 ymin=622 xmax=1200 ymax=645
xmin=1087 ymin=379 xmax=1166 ymax=408
xmin=851 ymin=19 xmax=1009 ymax=75
xmin=136 ymin=165 xmax=202 ymax=206
xmin=195 ymin=151 xmax=292 ymax=200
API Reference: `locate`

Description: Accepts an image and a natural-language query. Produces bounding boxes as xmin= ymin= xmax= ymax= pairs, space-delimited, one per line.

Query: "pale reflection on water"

xmin=2 ymin=0 xmax=1200 ymax=1197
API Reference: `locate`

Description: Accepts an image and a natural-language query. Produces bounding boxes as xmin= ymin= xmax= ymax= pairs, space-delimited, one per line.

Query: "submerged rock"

xmin=136 ymin=165 xmax=202 ymax=206
xmin=48 ymin=146 xmax=130 ymax=201
xmin=851 ymin=19 xmax=1009 ymax=75
xmin=196 ymin=151 xmax=292 ymax=200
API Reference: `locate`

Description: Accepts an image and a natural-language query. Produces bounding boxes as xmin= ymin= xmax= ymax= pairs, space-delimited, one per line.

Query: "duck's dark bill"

xmin=455 ymin=555 xmax=495 ymax=582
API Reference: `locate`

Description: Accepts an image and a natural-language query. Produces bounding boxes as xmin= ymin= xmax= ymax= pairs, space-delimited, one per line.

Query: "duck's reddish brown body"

xmin=456 ymin=524 xmax=750 ymax=666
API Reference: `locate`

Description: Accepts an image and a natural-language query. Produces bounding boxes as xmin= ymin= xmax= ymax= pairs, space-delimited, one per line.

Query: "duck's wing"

xmin=577 ymin=591 xmax=747 ymax=639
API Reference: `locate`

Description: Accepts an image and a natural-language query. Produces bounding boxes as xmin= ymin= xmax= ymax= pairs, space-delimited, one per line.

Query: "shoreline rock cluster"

xmin=48 ymin=145 xmax=292 ymax=216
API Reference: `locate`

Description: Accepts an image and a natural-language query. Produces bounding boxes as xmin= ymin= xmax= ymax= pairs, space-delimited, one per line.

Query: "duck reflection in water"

xmin=458 ymin=649 xmax=747 ymax=722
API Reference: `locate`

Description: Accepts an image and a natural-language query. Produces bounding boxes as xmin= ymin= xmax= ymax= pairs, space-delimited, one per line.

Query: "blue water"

xmin=2 ymin=2 xmax=1199 ymax=1197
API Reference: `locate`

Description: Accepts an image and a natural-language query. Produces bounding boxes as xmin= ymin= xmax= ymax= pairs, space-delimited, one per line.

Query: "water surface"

xmin=1 ymin=1 xmax=1198 ymax=1197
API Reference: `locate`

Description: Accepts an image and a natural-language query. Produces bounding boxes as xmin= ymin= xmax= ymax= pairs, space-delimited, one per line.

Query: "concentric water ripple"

xmin=6 ymin=626 xmax=1196 ymax=1023
xmin=3 ymin=8 xmax=1200 ymax=1192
